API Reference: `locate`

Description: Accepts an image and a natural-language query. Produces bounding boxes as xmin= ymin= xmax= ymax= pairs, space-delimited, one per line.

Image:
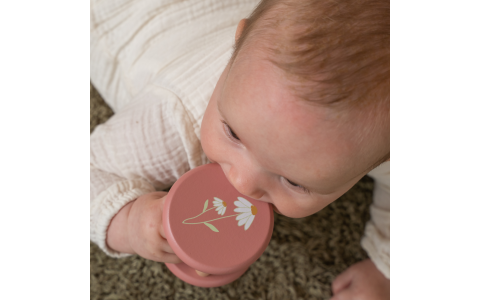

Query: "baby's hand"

xmin=330 ymin=259 xmax=389 ymax=300
xmin=107 ymin=191 xmax=182 ymax=264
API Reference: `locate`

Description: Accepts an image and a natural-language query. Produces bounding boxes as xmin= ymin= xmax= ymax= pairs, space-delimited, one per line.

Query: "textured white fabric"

xmin=90 ymin=0 xmax=390 ymax=277
xmin=364 ymin=161 xmax=390 ymax=279
xmin=90 ymin=0 xmax=259 ymax=256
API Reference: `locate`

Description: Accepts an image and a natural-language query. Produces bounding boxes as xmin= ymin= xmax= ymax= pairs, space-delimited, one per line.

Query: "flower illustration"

xmin=234 ymin=197 xmax=258 ymax=230
xmin=183 ymin=196 xmax=259 ymax=233
xmin=213 ymin=197 xmax=227 ymax=215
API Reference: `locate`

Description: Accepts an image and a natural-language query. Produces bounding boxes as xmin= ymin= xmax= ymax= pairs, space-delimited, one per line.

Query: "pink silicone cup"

xmin=165 ymin=262 xmax=249 ymax=288
xmin=163 ymin=163 xmax=274 ymax=287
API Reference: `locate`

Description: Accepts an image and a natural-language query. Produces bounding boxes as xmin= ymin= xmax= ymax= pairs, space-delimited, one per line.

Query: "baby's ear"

xmin=235 ymin=19 xmax=247 ymax=43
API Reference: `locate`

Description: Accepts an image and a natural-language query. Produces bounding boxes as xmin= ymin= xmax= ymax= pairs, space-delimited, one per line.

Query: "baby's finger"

xmin=158 ymin=252 xmax=183 ymax=264
xmin=151 ymin=191 xmax=168 ymax=199
xmin=159 ymin=224 xmax=168 ymax=240
xmin=195 ymin=270 xmax=210 ymax=277
xmin=160 ymin=239 xmax=176 ymax=254
xmin=329 ymin=288 xmax=354 ymax=300
xmin=331 ymin=268 xmax=354 ymax=295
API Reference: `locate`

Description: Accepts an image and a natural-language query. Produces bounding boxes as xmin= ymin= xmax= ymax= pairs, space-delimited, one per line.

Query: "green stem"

xmin=182 ymin=207 xmax=216 ymax=224
xmin=182 ymin=213 xmax=242 ymax=225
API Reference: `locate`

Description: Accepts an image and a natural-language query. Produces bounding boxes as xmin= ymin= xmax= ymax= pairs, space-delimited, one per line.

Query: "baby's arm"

xmin=90 ymin=164 xmax=156 ymax=258
xmin=330 ymin=162 xmax=390 ymax=299
xmin=91 ymin=87 xmax=207 ymax=259
xmin=106 ymin=191 xmax=181 ymax=263
xmin=361 ymin=161 xmax=390 ymax=278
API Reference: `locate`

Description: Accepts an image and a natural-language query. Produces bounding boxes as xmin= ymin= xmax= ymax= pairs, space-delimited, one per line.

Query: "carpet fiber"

xmin=90 ymin=83 xmax=373 ymax=300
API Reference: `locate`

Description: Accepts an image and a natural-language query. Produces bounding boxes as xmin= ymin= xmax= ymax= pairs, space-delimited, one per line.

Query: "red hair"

xmin=231 ymin=0 xmax=390 ymax=112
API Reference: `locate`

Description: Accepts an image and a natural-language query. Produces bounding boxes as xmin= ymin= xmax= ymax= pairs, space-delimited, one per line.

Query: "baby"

xmin=91 ymin=0 xmax=389 ymax=299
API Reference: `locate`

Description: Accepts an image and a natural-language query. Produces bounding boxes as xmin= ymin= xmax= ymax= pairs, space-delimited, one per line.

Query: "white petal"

xmin=215 ymin=206 xmax=222 ymax=211
xmin=234 ymin=200 xmax=247 ymax=208
xmin=220 ymin=207 xmax=226 ymax=215
xmin=236 ymin=212 xmax=251 ymax=221
xmin=234 ymin=207 xmax=251 ymax=213
xmin=237 ymin=216 xmax=249 ymax=226
xmin=244 ymin=215 xmax=255 ymax=230
xmin=237 ymin=197 xmax=252 ymax=207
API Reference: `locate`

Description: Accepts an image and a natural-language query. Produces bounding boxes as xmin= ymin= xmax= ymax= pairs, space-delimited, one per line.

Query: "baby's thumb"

xmin=195 ymin=270 xmax=210 ymax=277
xmin=160 ymin=252 xmax=182 ymax=264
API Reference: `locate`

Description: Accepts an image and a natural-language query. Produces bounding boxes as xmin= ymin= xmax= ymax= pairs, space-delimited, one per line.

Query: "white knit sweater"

xmin=90 ymin=0 xmax=390 ymax=279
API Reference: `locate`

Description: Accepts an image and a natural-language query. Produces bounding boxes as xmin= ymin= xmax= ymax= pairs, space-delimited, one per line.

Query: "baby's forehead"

xmin=227 ymin=53 xmax=344 ymax=126
xmin=229 ymin=55 xmax=380 ymax=136
xmin=231 ymin=46 xmax=385 ymax=137
xmin=224 ymin=59 xmax=353 ymax=144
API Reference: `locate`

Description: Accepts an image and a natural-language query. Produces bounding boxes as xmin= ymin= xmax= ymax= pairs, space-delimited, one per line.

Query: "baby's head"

xmin=201 ymin=0 xmax=389 ymax=218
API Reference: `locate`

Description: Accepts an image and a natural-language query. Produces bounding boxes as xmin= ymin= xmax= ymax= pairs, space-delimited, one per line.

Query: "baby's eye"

xmin=222 ymin=121 xmax=240 ymax=141
xmin=283 ymin=177 xmax=310 ymax=194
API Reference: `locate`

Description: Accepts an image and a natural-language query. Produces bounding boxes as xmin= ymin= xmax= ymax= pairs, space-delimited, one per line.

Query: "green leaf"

xmin=204 ymin=223 xmax=219 ymax=232
xmin=203 ymin=199 xmax=208 ymax=213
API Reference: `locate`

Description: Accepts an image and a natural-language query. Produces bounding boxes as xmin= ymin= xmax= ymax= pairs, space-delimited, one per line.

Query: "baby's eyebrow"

xmin=217 ymin=98 xmax=227 ymax=119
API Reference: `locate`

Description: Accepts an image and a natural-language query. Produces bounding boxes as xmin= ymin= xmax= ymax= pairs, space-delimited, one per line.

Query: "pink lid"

xmin=163 ymin=163 xmax=274 ymax=279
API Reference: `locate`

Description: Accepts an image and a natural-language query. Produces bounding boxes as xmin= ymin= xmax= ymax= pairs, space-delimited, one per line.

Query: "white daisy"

xmin=234 ymin=197 xmax=258 ymax=230
xmin=213 ymin=197 xmax=227 ymax=215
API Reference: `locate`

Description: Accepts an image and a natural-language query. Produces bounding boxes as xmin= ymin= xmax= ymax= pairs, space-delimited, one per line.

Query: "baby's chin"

xmin=272 ymin=205 xmax=282 ymax=215
xmin=276 ymin=205 xmax=327 ymax=219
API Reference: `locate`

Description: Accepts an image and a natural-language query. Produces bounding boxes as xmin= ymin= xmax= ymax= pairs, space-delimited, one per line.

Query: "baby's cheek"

xmin=278 ymin=196 xmax=333 ymax=218
xmin=274 ymin=202 xmax=312 ymax=219
xmin=200 ymin=127 xmax=212 ymax=156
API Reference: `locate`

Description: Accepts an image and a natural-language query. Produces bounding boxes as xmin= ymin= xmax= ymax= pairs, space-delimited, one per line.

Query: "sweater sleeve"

xmin=90 ymin=86 xmax=207 ymax=257
xmin=362 ymin=161 xmax=390 ymax=279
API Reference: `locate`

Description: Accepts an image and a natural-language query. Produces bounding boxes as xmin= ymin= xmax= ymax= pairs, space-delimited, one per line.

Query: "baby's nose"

xmin=228 ymin=167 xmax=265 ymax=200
xmin=239 ymin=187 xmax=264 ymax=200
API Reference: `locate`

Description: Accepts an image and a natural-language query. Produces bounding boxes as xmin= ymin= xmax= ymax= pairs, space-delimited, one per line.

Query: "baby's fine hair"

xmin=231 ymin=0 xmax=390 ymax=112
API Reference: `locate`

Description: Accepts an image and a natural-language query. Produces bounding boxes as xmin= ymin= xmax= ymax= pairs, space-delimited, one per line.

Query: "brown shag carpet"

xmin=90 ymin=83 xmax=373 ymax=300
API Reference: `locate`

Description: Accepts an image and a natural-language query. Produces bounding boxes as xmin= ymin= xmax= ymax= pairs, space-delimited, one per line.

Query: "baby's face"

xmin=201 ymin=50 xmax=388 ymax=218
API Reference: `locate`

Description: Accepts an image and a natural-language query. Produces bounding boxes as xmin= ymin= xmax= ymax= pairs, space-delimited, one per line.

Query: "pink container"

xmin=163 ymin=163 xmax=274 ymax=287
